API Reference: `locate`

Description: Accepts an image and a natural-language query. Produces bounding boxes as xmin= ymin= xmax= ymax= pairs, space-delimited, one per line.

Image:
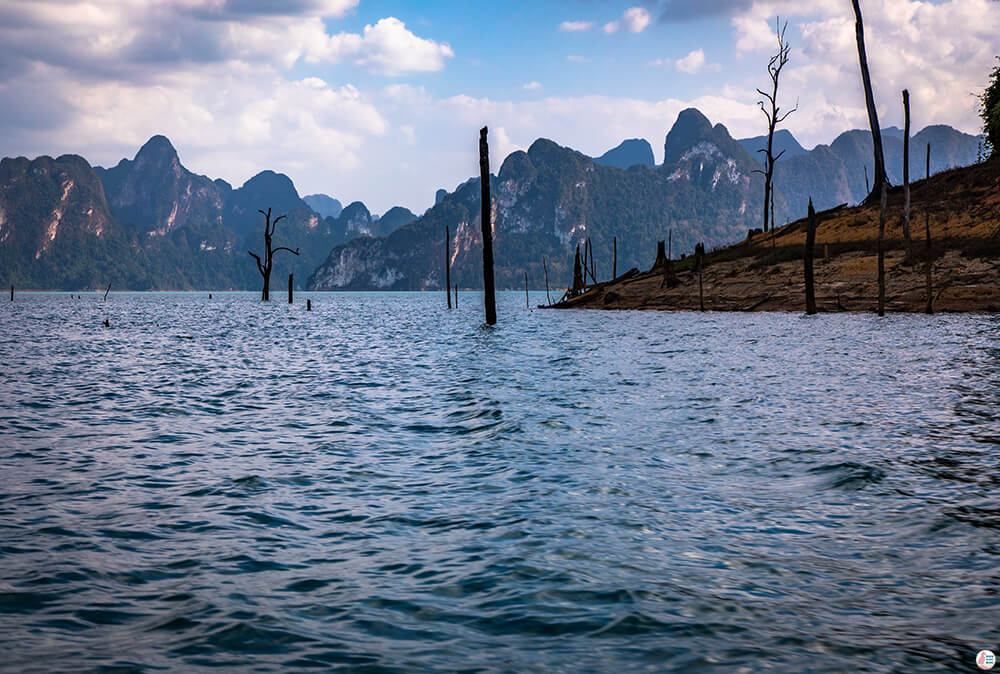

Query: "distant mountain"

xmin=594 ymin=139 xmax=655 ymax=169
xmin=303 ymin=194 xmax=342 ymax=219
xmin=309 ymin=109 xmax=765 ymax=291
xmin=374 ymin=206 xmax=416 ymax=237
xmin=737 ymin=129 xmax=807 ymax=160
xmin=1 ymin=136 xmax=378 ymax=290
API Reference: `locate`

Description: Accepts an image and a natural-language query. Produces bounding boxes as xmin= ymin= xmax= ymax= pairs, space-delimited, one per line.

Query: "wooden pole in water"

xmin=479 ymin=126 xmax=496 ymax=325
xmin=877 ymin=181 xmax=887 ymax=317
xmin=588 ymin=239 xmax=597 ymax=285
xmin=612 ymin=237 xmax=617 ymax=280
xmin=445 ymin=225 xmax=452 ymax=309
xmin=804 ymin=199 xmax=818 ymax=315
xmin=288 ymin=274 xmax=293 ymax=304
xmin=925 ymin=210 xmax=933 ymax=314
xmin=524 ymin=272 xmax=529 ymax=309
xmin=902 ymin=89 xmax=912 ymax=255
xmin=695 ymin=243 xmax=705 ymax=311
xmin=543 ymin=257 xmax=551 ymax=305
xmin=103 ymin=282 xmax=111 ymax=302
xmin=307 ymin=299 xmax=312 ymax=311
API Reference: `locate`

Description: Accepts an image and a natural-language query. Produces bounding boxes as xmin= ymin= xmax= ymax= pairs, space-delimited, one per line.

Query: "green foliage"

xmin=981 ymin=57 xmax=1000 ymax=160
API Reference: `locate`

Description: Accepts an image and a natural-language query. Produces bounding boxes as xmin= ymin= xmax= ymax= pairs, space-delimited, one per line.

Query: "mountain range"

xmin=0 ymin=111 xmax=984 ymax=291
xmin=308 ymin=110 xmax=984 ymax=290
xmin=0 ymin=137 xmax=414 ymax=289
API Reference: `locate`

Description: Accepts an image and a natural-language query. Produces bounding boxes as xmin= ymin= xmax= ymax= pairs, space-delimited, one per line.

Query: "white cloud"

xmin=729 ymin=0 xmax=999 ymax=146
xmin=523 ymin=81 xmax=543 ymax=91
xmin=312 ymin=17 xmax=454 ymax=75
xmin=559 ymin=20 xmax=594 ymax=32
xmin=567 ymin=54 xmax=590 ymax=63
xmin=676 ymin=49 xmax=706 ymax=74
xmin=603 ymin=6 xmax=652 ymax=33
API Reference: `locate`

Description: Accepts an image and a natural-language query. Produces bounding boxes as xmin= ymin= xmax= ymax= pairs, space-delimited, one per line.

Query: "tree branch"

xmin=248 ymin=251 xmax=265 ymax=276
xmin=272 ymin=246 xmax=300 ymax=257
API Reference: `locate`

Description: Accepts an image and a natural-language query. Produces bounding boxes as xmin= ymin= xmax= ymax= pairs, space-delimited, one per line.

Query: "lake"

xmin=1 ymin=292 xmax=998 ymax=672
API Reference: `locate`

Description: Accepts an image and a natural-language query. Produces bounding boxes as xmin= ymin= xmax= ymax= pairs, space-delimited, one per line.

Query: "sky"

xmin=0 ymin=0 xmax=997 ymax=214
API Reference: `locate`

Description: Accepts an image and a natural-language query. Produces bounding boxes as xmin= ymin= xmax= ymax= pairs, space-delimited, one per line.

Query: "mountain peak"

xmin=664 ymin=108 xmax=714 ymax=164
xmin=595 ymin=138 xmax=655 ymax=169
xmin=134 ymin=135 xmax=179 ymax=163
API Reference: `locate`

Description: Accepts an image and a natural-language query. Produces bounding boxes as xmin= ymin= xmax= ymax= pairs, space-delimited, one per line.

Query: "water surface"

xmin=1 ymin=292 xmax=998 ymax=672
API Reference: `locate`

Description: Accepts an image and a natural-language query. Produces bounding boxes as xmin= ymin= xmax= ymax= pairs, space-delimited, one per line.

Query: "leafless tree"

xmin=754 ymin=18 xmax=798 ymax=234
xmin=851 ymin=0 xmax=890 ymax=202
xmin=249 ymin=207 xmax=299 ymax=301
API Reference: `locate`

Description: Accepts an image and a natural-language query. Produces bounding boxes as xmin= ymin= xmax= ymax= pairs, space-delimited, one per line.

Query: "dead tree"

xmin=572 ymin=244 xmax=584 ymax=295
xmin=877 ymin=183 xmax=887 ymax=316
xmin=695 ymin=243 xmax=706 ymax=311
xmin=753 ymin=18 xmax=798 ymax=234
xmin=804 ymin=199 xmax=818 ymax=314
xmin=479 ymin=127 xmax=497 ymax=325
xmin=588 ymin=240 xmax=596 ymax=282
xmin=454 ymin=284 xmax=459 ymax=308
xmin=543 ymin=257 xmax=552 ymax=305
xmin=9 ymin=285 xmax=12 ymax=302
xmin=902 ymin=89 xmax=912 ymax=255
xmin=288 ymin=274 xmax=293 ymax=304
xmin=926 ymin=143 xmax=931 ymax=180
xmin=612 ymin=237 xmax=617 ymax=279
xmin=524 ymin=272 xmax=529 ymax=309
xmin=103 ymin=282 xmax=111 ymax=301
xmin=249 ymin=207 xmax=299 ymax=301
xmin=852 ymin=0 xmax=890 ymax=201
xmin=924 ymin=210 xmax=934 ymax=314
xmin=445 ymin=225 xmax=452 ymax=309
xmin=654 ymin=240 xmax=667 ymax=269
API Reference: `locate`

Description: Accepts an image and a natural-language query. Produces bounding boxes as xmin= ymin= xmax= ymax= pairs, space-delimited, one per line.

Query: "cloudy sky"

xmin=0 ymin=0 xmax=997 ymax=213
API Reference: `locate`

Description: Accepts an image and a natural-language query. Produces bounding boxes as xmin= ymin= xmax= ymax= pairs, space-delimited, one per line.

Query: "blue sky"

xmin=0 ymin=0 xmax=996 ymax=213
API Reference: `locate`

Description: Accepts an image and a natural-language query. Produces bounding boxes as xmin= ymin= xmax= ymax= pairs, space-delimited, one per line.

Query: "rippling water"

xmin=1 ymin=292 xmax=999 ymax=672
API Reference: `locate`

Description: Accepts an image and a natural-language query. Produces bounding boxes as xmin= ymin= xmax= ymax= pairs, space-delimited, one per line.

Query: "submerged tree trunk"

xmin=925 ymin=210 xmax=934 ymax=314
xmin=249 ymin=207 xmax=298 ymax=302
xmin=288 ymin=274 xmax=293 ymax=304
xmin=902 ymin=89 xmax=912 ymax=255
xmin=877 ymin=182 xmax=887 ymax=316
xmin=445 ymin=225 xmax=452 ymax=309
xmin=804 ymin=199 xmax=818 ymax=315
xmin=572 ymin=244 xmax=584 ymax=295
xmin=852 ymin=0 xmax=890 ymax=201
xmin=694 ymin=243 xmax=706 ymax=311
xmin=479 ymin=127 xmax=496 ymax=325
xmin=524 ymin=272 xmax=529 ymax=309
xmin=543 ymin=257 xmax=552 ymax=305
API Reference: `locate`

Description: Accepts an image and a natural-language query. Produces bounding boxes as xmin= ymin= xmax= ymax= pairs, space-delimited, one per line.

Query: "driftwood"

xmin=479 ymin=127 xmax=496 ymax=325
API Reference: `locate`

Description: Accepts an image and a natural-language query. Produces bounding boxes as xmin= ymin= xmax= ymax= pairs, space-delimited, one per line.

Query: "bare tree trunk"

xmin=445 ymin=225 xmax=452 ymax=309
xmin=249 ymin=207 xmax=298 ymax=302
xmin=654 ymin=240 xmax=666 ymax=269
xmin=307 ymin=299 xmax=312 ymax=311
xmin=262 ymin=275 xmax=269 ymax=301
xmin=852 ymin=0 xmax=890 ymax=201
xmin=288 ymin=273 xmax=293 ymax=304
xmin=588 ymin=239 xmax=597 ymax=285
xmin=926 ymin=143 xmax=930 ymax=180
xmin=543 ymin=257 xmax=551 ymax=305
xmin=454 ymin=284 xmax=459 ymax=308
xmin=864 ymin=165 xmax=870 ymax=195
xmin=9 ymin=285 xmax=12 ymax=301
xmin=583 ymin=239 xmax=591 ymax=284
xmin=479 ymin=127 xmax=496 ymax=325
xmin=902 ymin=89 xmax=912 ymax=255
xmin=695 ymin=243 xmax=705 ymax=311
xmin=524 ymin=272 xmax=529 ymax=309
xmin=667 ymin=229 xmax=672 ymax=260
xmin=572 ymin=244 xmax=584 ymax=294
xmin=104 ymin=282 xmax=111 ymax=301
xmin=612 ymin=237 xmax=617 ymax=279
xmin=804 ymin=199 xmax=818 ymax=315
xmin=877 ymin=182 xmax=887 ymax=316
xmin=925 ymin=210 xmax=934 ymax=314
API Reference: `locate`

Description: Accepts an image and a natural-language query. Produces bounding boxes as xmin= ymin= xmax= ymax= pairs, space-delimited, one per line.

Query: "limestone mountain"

xmin=737 ymin=129 xmax=808 ymax=161
xmin=594 ymin=139 xmax=656 ymax=169
xmin=308 ymin=109 xmax=766 ymax=291
xmin=303 ymin=194 xmax=342 ymax=219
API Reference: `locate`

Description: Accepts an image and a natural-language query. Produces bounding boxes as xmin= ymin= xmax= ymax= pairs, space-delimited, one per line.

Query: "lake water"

xmin=1 ymin=292 xmax=998 ymax=672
